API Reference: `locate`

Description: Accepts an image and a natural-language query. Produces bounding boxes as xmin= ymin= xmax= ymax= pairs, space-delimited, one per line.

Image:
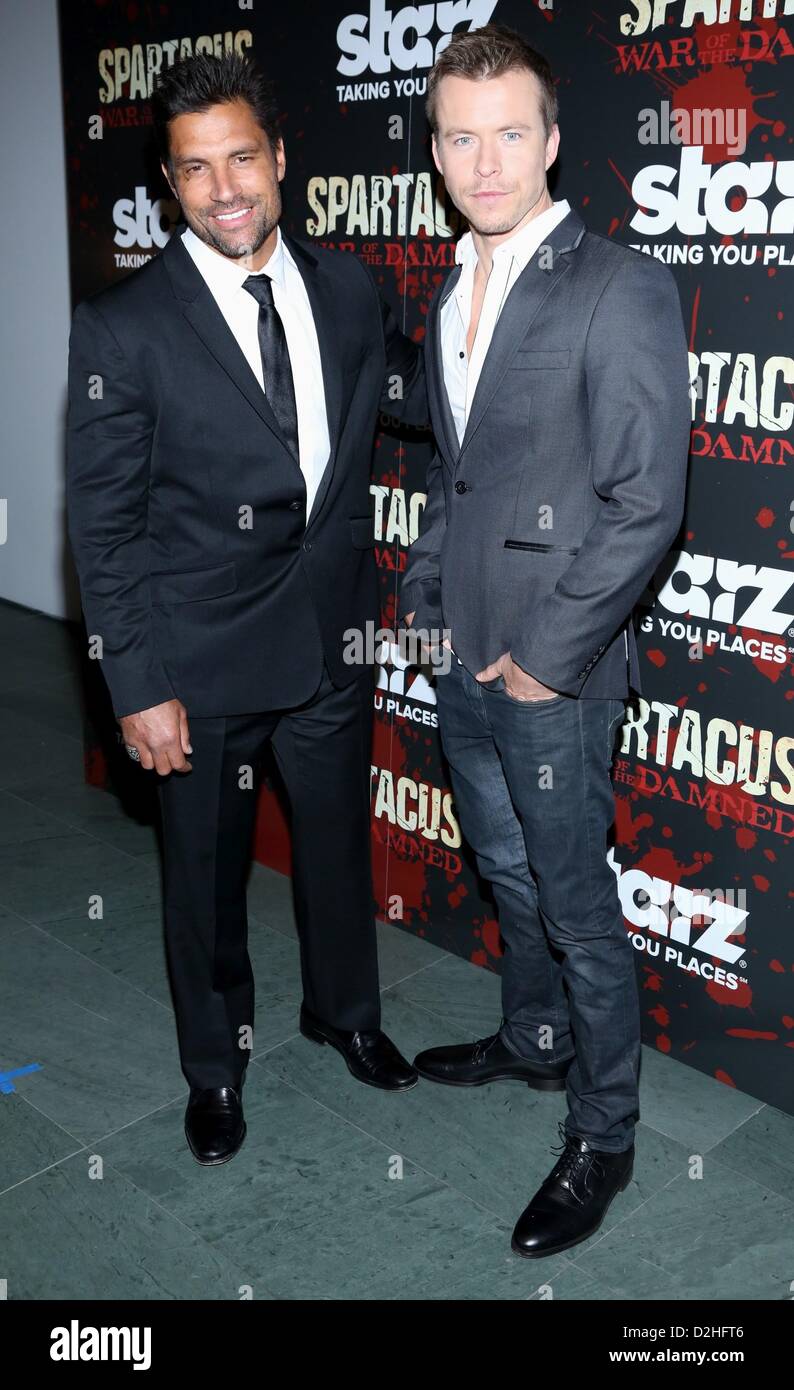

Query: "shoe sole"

xmin=300 ymin=1018 xmax=419 ymax=1091
xmin=510 ymin=1166 xmax=634 ymax=1258
xmin=185 ymin=1120 xmax=247 ymax=1166
xmin=414 ymin=1063 xmax=569 ymax=1093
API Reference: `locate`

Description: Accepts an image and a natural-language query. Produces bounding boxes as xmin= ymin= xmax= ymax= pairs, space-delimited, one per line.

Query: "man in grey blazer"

xmin=400 ymin=24 xmax=691 ymax=1258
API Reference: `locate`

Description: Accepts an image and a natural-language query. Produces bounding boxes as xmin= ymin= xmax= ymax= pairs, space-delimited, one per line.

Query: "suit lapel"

xmin=161 ymin=230 xmax=344 ymax=517
xmin=161 ymin=229 xmax=292 ymax=449
xmin=426 ymin=263 xmax=463 ymax=471
xmin=282 ymin=233 xmax=343 ymax=527
xmin=432 ymin=208 xmax=588 ymax=468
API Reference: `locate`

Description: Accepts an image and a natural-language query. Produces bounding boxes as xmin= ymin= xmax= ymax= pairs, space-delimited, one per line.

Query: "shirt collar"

xmin=454 ymin=198 xmax=571 ymax=273
xmin=181 ymin=222 xmax=288 ymax=296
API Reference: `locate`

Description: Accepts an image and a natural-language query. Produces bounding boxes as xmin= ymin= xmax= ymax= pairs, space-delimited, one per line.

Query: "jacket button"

xmin=454 ymin=480 xmax=468 ymax=495
xmin=303 ymin=541 xmax=312 ymax=552
xmin=289 ymin=499 xmax=301 ymax=511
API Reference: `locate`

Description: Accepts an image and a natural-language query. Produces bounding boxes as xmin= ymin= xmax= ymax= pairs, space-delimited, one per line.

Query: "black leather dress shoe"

xmin=184 ymin=1081 xmax=246 ymax=1165
xmin=300 ymin=1005 xmax=418 ymax=1091
xmin=414 ymin=1032 xmax=572 ymax=1092
xmin=511 ymin=1122 xmax=634 ymax=1257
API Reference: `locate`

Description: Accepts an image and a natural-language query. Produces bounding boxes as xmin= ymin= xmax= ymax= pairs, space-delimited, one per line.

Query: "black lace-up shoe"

xmin=511 ymin=1122 xmax=634 ymax=1257
xmin=184 ymin=1080 xmax=246 ymax=1165
xmin=300 ymin=1004 xmax=418 ymax=1091
xmin=414 ymin=1032 xmax=572 ymax=1091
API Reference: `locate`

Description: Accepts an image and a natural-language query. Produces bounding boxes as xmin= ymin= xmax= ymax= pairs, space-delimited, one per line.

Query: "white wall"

xmin=0 ymin=0 xmax=78 ymax=619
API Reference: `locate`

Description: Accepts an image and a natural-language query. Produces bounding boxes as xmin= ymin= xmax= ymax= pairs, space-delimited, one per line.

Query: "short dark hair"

xmin=426 ymin=22 xmax=558 ymax=141
xmin=151 ymin=53 xmax=281 ymax=173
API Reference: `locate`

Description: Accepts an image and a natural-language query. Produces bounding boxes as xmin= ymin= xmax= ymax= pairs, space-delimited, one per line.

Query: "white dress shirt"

xmin=441 ymin=199 xmax=571 ymax=446
xmin=181 ymin=223 xmax=331 ymax=520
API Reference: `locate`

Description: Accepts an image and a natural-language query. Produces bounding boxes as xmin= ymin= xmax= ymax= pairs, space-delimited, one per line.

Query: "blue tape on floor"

xmin=0 ymin=1063 xmax=42 ymax=1094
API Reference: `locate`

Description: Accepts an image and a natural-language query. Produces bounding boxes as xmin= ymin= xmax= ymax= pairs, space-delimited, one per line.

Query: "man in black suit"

xmin=66 ymin=53 xmax=426 ymax=1165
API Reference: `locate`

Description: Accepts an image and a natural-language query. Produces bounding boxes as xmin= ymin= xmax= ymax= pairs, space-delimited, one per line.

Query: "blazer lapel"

xmin=426 ymin=263 xmax=463 ymax=472
xmin=282 ymin=233 xmax=343 ymax=527
xmin=161 ymin=229 xmax=295 ymax=452
xmin=456 ymin=209 xmax=587 ymax=462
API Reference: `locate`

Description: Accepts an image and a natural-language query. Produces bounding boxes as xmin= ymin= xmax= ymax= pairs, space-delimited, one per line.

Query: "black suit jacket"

xmin=65 ymin=227 xmax=425 ymax=718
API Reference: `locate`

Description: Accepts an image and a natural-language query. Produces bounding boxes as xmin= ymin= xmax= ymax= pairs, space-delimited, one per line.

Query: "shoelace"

xmin=471 ymin=1032 xmax=501 ymax=1065
xmin=547 ymin=1121 xmax=605 ymax=1206
xmin=472 ymin=1015 xmax=513 ymax=1066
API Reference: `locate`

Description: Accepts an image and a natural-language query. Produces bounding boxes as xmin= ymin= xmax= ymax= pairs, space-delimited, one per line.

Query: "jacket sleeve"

xmin=397 ymin=445 xmax=446 ymax=633
xmin=508 ymin=254 xmax=691 ymax=696
xmin=355 ymin=258 xmax=428 ymax=427
xmin=65 ymin=299 xmax=177 ymax=719
xmin=377 ymin=290 xmax=429 ymax=427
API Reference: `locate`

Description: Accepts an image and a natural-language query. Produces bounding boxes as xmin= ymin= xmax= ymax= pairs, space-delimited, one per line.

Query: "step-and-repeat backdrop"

xmin=58 ymin=0 xmax=794 ymax=1114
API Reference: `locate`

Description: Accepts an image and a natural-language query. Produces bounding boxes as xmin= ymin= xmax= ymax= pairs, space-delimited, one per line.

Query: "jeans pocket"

xmin=501 ymin=688 xmax=564 ymax=706
xmin=608 ymin=699 xmax=626 ymax=753
xmin=610 ymin=698 xmax=626 ymax=730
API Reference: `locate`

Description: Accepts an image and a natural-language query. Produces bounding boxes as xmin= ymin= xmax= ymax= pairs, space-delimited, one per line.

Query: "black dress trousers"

xmin=157 ymin=663 xmax=380 ymax=1090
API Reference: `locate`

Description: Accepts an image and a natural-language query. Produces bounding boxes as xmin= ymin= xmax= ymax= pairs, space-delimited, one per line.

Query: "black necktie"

xmin=242 ymin=274 xmax=300 ymax=462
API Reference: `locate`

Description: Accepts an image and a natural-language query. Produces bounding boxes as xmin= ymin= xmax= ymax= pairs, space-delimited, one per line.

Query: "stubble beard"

xmin=186 ymin=194 xmax=281 ymax=260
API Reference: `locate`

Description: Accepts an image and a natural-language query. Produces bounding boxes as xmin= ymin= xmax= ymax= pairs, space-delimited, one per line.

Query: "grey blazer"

xmin=399 ymin=206 xmax=691 ymax=699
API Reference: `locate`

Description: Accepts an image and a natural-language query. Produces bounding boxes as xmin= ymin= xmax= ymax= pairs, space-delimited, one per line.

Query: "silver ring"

xmin=124 ymin=744 xmax=141 ymax=762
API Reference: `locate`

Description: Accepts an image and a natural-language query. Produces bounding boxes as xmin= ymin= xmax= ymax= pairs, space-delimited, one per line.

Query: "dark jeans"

xmin=157 ymin=664 xmax=380 ymax=1091
xmin=435 ymin=658 xmax=640 ymax=1153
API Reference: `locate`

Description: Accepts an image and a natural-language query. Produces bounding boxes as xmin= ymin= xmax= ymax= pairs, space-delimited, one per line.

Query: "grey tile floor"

xmin=1 ymin=600 xmax=792 ymax=1300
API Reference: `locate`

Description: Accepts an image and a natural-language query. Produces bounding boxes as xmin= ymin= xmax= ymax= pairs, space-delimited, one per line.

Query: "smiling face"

xmin=161 ymin=97 xmax=285 ymax=269
xmin=431 ymin=69 xmax=560 ymax=247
